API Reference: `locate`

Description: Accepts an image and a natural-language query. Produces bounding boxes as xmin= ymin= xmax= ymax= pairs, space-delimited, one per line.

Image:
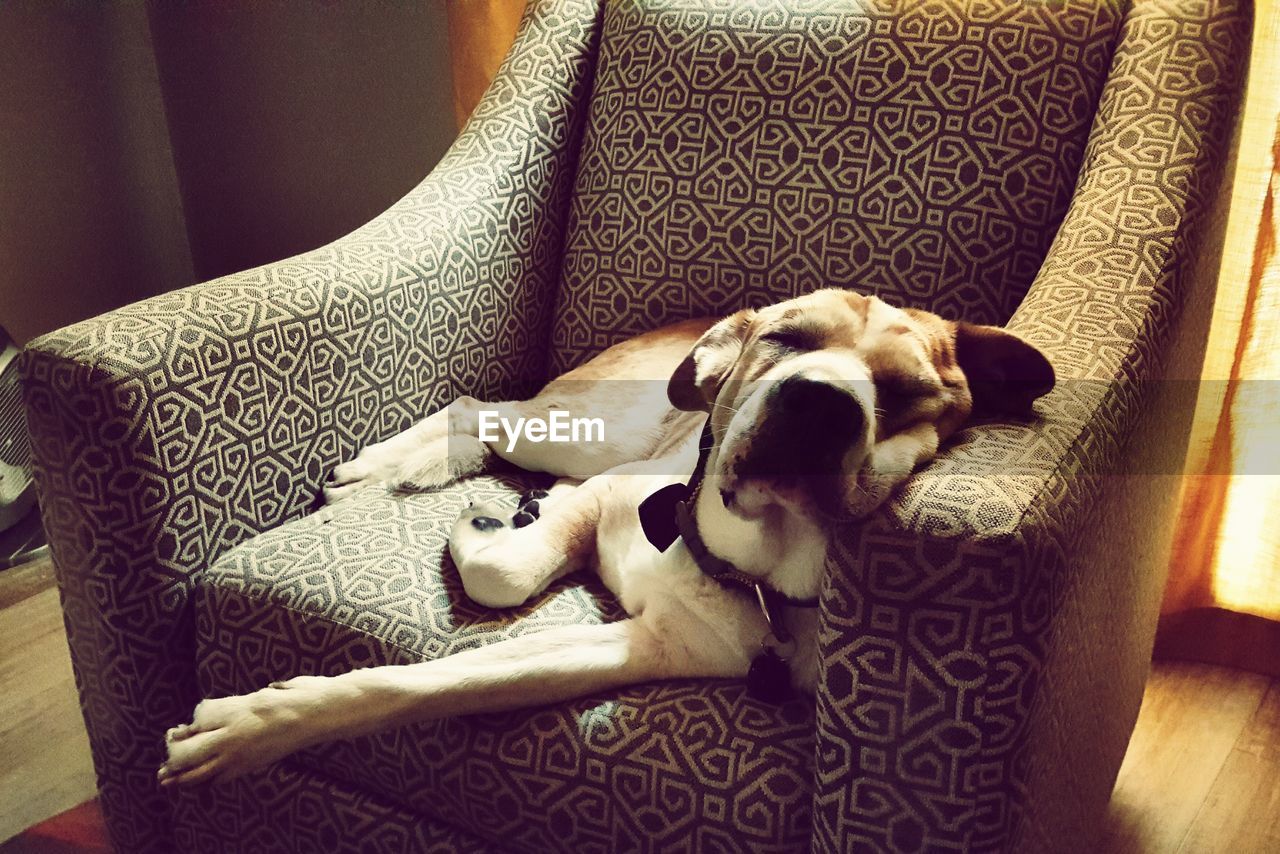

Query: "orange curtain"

xmin=1158 ymin=1 xmax=1280 ymax=674
xmin=445 ymin=0 xmax=527 ymax=130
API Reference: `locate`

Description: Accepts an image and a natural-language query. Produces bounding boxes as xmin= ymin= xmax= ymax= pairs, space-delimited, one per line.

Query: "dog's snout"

xmin=731 ymin=376 xmax=863 ymax=482
xmin=776 ymin=377 xmax=862 ymax=433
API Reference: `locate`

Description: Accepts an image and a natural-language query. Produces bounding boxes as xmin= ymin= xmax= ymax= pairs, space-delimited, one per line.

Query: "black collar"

xmin=637 ymin=419 xmax=820 ymax=613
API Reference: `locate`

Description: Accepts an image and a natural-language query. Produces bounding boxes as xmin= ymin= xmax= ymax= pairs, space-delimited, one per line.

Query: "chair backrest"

xmin=551 ymin=0 xmax=1124 ymax=371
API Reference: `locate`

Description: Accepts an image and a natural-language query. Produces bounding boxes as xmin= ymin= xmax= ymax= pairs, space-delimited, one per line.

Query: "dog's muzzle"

xmin=734 ymin=376 xmax=863 ymax=480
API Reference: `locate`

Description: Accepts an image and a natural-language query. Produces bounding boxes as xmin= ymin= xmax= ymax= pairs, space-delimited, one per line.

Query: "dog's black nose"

xmin=776 ymin=377 xmax=862 ymax=433
xmin=737 ymin=377 xmax=863 ymax=480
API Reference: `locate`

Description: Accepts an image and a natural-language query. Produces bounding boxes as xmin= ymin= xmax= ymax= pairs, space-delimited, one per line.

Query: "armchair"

xmin=22 ymin=0 xmax=1246 ymax=851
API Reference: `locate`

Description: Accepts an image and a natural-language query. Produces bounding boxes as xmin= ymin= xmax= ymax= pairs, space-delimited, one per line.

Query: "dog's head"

xmin=667 ymin=289 xmax=1053 ymax=592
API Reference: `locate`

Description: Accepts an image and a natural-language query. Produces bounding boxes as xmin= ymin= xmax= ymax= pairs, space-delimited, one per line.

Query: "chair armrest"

xmin=19 ymin=1 xmax=603 ymax=850
xmin=810 ymin=0 xmax=1249 ymax=849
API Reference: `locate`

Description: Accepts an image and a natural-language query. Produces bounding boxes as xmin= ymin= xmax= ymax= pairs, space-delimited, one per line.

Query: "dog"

xmin=158 ymin=288 xmax=1053 ymax=787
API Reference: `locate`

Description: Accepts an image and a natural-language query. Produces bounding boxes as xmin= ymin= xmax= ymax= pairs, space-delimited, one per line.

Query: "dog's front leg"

xmin=847 ymin=423 xmax=940 ymax=514
xmin=159 ymin=616 xmax=719 ymax=788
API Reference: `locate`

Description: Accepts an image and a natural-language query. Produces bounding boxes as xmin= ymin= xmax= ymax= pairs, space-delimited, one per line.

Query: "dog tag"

xmin=638 ymin=483 xmax=690 ymax=551
xmin=747 ymin=648 xmax=793 ymax=703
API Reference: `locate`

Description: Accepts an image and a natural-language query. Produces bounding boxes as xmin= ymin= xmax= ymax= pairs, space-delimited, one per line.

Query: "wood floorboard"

xmin=0 ymin=557 xmax=55 ymax=612
xmin=1177 ymin=682 xmax=1280 ymax=854
xmin=0 ymin=587 xmax=96 ymax=844
xmin=1097 ymin=661 xmax=1271 ymax=854
xmin=1233 ymin=680 xmax=1280 ymax=760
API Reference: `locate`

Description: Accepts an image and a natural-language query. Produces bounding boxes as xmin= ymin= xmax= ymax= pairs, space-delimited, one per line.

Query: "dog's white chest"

xmin=593 ymin=471 xmax=695 ymax=611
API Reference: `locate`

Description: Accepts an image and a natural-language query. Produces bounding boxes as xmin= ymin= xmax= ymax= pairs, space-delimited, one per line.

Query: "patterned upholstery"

xmin=172 ymin=763 xmax=492 ymax=853
xmin=810 ymin=0 xmax=1250 ymax=850
xmin=193 ymin=478 xmax=814 ymax=852
xmin=551 ymin=0 xmax=1122 ymax=369
xmin=20 ymin=1 xmax=604 ymax=849
xmin=20 ymin=0 xmax=1247 ymax=852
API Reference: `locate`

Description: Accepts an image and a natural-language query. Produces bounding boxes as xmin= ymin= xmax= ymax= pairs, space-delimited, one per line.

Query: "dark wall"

xmin=148 ymin=2 xmax=457 ymax=281
xmin=0 ymin=1 xmax=457 ymax=345
xmin=0 ymin=2 xmax=192 ymax=345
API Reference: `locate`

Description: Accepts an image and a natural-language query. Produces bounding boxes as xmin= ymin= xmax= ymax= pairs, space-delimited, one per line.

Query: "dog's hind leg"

xmin=449 ymin=479 xmax=601 ymax=608
xmin=325 ymin=396 xmax=499 ymax=502
xmin=327 ymin=376 xmax=675 ymax=504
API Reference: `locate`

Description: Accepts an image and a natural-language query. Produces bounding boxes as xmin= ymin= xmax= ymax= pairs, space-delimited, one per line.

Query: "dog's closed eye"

xmin=759 ymin=329 xmax=816 ymax=352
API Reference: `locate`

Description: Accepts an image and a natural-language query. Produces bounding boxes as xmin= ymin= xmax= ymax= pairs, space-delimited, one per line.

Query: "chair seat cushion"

xmin=196 ymin=474 xmax=816 ymax=852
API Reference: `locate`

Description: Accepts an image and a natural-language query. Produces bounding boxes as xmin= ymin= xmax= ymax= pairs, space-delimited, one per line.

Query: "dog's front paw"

xmin=158 ymin=682 xmax=322 ymax=787
xmin=388 ymin=450 xmax=472 ymax=496
xmin=448 ymin=500 xmax=540 ymax=608
xmin=327 ymin=434 xmax=488 ymax=503
xmin=513 ymin=489 xmax=548 ymax=527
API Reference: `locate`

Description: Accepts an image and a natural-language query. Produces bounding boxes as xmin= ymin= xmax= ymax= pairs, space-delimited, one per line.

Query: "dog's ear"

xmin=953 ymin=322 xmax=1055 ymax=414
xmin=667 ymin=310 xmax=754 ymax=412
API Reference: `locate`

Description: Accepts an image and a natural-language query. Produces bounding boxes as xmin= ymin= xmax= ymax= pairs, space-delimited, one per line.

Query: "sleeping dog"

xmin=159 ymin=288 xmax=1053 ymax=787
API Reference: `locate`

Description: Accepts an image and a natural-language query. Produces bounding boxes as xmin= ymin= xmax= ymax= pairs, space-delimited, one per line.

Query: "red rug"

xmin=0 ymin=801 xmax=109 ymax=853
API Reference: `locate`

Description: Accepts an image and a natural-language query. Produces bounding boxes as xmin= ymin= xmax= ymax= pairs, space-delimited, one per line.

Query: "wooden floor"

xmin=1101 ymin=662 xmax=1280 ymax=853
xmin=0 ymin=561 xmax=1277 ymax=851
xmin=0 ymin=562 xmax=95 ymax=845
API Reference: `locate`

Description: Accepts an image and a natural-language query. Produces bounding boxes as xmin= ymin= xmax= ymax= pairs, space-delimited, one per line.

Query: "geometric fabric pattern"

xmin=20 ymin=1 xmax=604 ymax=849
xmin=19 ymin=0 xmax=1248 ymax=851
xmin=551 ymin=0 xmax=1124 ymax=370
xmin=813 ymin=0 xmax=1249 ymax=849
xmin=196 ymin=477 xmax=814 ymax=852
xmin=171 ymin=762 xmax=492 ymax=853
